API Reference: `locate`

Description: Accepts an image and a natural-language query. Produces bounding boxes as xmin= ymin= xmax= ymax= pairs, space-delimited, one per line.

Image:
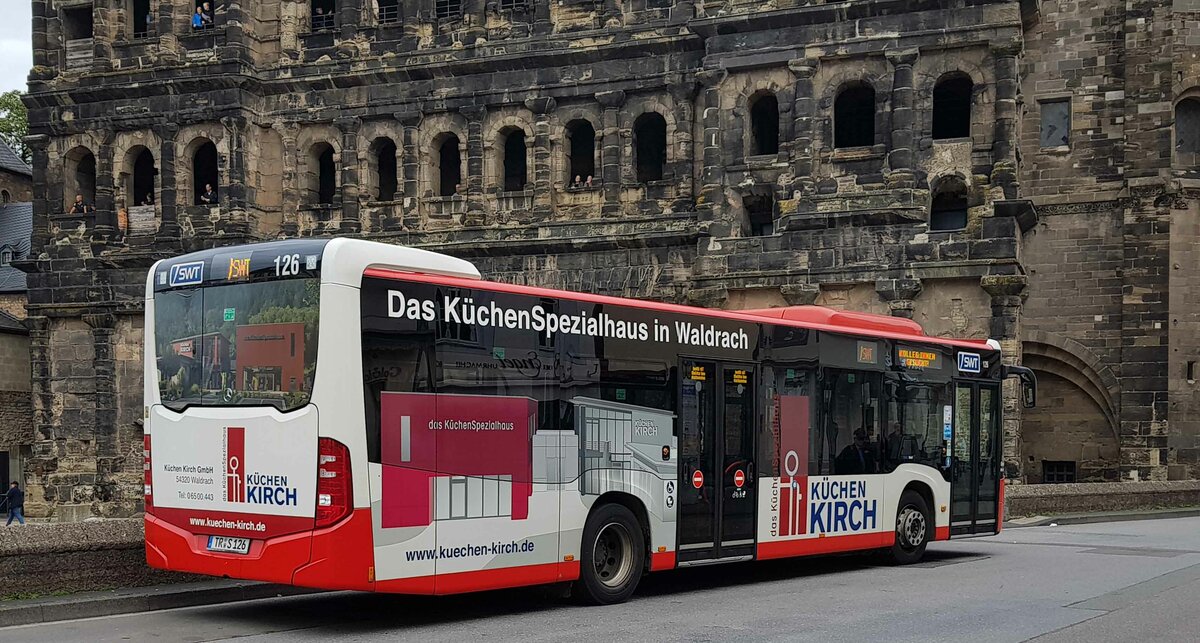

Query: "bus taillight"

xmin=316 ymin=438 xmax=352 ymax=528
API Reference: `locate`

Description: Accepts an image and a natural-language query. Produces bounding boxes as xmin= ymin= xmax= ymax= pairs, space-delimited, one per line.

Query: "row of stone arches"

xmin=62 ymin=139 xmax=220 ymax=212
xmin=741 ymin=72 xmax=975 ymax=155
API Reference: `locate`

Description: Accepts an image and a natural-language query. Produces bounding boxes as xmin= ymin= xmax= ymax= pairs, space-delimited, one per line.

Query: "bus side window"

xmin=817 ymin=369 xmax=882 ymax=476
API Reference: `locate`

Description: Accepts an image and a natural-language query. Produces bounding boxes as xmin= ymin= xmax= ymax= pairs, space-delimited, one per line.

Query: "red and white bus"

xmin=144 ymin=238 xmax=1035 ymax=604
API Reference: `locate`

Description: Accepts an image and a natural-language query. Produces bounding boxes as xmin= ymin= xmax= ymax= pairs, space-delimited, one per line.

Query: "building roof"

xmin=0 ymin=139 xmax=31 ymax=177
xmin=0 ymin=310 xmax=26 ymax=335
xmin=0 ymin=201 xmax=33 ymax=293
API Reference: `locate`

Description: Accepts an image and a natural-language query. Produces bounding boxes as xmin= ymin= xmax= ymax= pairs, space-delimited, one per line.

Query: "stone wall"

xmin=1005 ymin=481 xmax=1200 ymax=518
xmin=0 ymin=519 xmax=194 ymax=598
xmin=0 ymin=171 xmax=32 ymax=203
xmin=0 ymin=294 xmax=27 ymax=320
xmin=0 ymin=332 xmax=30 ymax=391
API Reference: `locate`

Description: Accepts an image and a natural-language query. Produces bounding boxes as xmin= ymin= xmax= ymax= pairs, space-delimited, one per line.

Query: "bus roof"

xmin=363 ymin=268 xmax=995 ymax=353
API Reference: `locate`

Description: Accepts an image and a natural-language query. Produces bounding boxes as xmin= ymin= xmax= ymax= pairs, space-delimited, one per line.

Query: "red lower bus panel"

xmin=756 ymin=532 xmax=894 ymax=560
xmin=373 ymin=561 xmax=581 ymax=596
xmin=935 ymin=526 xmax=951 ymax=541
xmin=997 ymin=478 xmax=1006 ymax=534
xmin=650 ymin=551 xmax=677 ymax=571
xmin=292 ymin=509 xmax=375 ymax=591
xmin=146 ymin=513 xmax=312 ymax=585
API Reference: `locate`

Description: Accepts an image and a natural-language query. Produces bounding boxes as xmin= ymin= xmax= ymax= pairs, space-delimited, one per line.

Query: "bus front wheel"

xmin=577 ymin=503 xmax=645 ymax=605
xmin=887 ymin=490 xmax=931 ymax=565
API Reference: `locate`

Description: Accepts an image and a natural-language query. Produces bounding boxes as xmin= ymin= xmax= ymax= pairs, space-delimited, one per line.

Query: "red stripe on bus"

xmin=756 ymin=532 xmax=894 ymax=560
xmin=997 ymin=478 xmax=1006 ymax=534
xmin=935 ymin=526 xmax=950 ymax=541
xmin=650 ymin=551 xmax=676 ymax=571
xmin=362 ymin=268 xmax=992 ymax=350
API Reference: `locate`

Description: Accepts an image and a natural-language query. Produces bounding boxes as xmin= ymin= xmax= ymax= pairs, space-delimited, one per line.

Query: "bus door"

xmin=950 ymin=382 xmax=1001 ymax=535
xmin=677 ymin=360 xmax=757 ymax=564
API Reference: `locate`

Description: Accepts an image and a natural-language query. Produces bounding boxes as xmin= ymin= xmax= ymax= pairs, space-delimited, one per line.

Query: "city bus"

xmin=143 ymin=238 xmax=1036 ymax=604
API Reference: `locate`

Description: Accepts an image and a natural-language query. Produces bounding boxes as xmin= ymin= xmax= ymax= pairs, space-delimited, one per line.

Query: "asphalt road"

xmin=3 ymin=517 xmax=1199 ymax=643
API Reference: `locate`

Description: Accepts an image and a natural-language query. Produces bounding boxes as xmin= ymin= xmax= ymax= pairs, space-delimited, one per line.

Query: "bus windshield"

xmin=154 ymin=278 xmax=320 ymax=412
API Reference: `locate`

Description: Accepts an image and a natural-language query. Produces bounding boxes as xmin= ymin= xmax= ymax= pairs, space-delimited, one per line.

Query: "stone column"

xmin=30 ymin=1 xmax=54 ymax=80
xmin=533 ymin=0 xmax=552 ymax=35
xmin=595 ymin=90 xmax=625 ymax=217
xmin=336 ymin=116 xmax=362 ymax=233
xmin=460 ymin=105 xmax=488 ymax=226
xmin=875 ymin=278 xmax=923 ymax=319
xmin=24 ymin=315 xmax=52 ymax=519
xmin=981 ymin=274 xmax=1028 ymax=481
xmin=788 ymin=58 xmax=819 ymax=196
xmin=396 ymin=111 xmax=422 ymax=230
xmin=670 ymin=80 xmax=698 ymax=210
xmin=156 ymin=123 xmax=180 ymax=242
xmin=524 ymin=97 xmax=557 ymax=219
xmin=220 ymin=1 xmax=250 ymax=64
xmin=885 ymin=49 xmax=918 ymax=189
xmin=222 ymin=116 xmax=249 ymax=212
xmin=156 ymin=0 xmax=181 ymax=65
xmin=279 ymin=124 xmax=301 ymax=236
xmin=83 ymin=313 xmax=117 ymax=503
xmin=91 ymin=1 xmax=114 ymax=72
xmin=339 ymin=0 xmax=364 ymax=39
xmin=991 ymin=40 xmax=1021 ymax=199
xmin=27 ymin=135 xmax=52 ymax=252
xmin=94 ymin=131 xmax=117 ymax=236
xmin=697 ymin=69 xmax=729 ymax=232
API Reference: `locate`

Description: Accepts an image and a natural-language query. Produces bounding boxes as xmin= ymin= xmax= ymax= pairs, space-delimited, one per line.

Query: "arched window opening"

xmin=933 ymin=74 xmax=973 ymax=140
xmin=192 ymin=141 xmax=219 ymax=205
xmin=834 ymin=83 xmax=875 ymax=148
xmin=0 ymin=247 xmax=11 ymax=265
xmin=436 ymin=134 xmax=462 ymax=197
xmin=565 ymin=120 xmax=596 ymax=187
xmin=65 ymin=147 xmax=97 ymax=212
xmin=132 ymin=0 xmax=153 ymax=38
xmin=1175 ymin=98 xmax=1200 ymax=157
xmin=749 ymin=93 xmax=780 ymax=156
xmin=930 ymin=177 xmax=969 ymax=231
xmin=501 ymin=128 xmax=528 ymax=192
xmin=1 ymin=190 xmax=9 ymax=204
xmin=132 ymin=148 xmax=158 ymax=207
xmin=633 ymin=112 xmax=667 ymax=183
xmin=745 ymin=193 xmax=775 ymax=236
xmin=311 ymin=0 xmax=336 ymax=30
xmin=373 ymin=138 xmax=398 ymax=201
xmin=313 ymin=143 xmax=336 ymax=205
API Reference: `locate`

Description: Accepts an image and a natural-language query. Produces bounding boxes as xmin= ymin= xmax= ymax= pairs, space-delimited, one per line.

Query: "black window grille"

xmin=1042 ymin=460 xmax=1076 ymax=484
xmin=435 ymin=0 xmax=462 ymax=20
xmin=378 ymin=0 xmax=399 ymax=24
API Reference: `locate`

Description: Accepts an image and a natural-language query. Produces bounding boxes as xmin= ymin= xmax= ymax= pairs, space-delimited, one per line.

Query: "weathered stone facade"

xmin=16 ymin=0 xmax=1197 ymax=519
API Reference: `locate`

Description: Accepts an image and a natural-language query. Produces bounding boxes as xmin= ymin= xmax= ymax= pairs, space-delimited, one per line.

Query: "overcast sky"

xmin=1 ymin=3 xmax=32 ymax=94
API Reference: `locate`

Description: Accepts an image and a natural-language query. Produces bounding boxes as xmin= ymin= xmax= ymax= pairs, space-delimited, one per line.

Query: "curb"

xmin=0 ymin=580 xmax=323 ymax=628
xmin=1003 ymin=507 xmax=1200 ymax=529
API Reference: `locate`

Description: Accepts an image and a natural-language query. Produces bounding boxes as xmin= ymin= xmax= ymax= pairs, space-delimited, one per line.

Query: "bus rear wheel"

xmin=887 ymin=490 xmax=931 ymax=565
xmin=577 ymin=503 xmax=644 ymax=605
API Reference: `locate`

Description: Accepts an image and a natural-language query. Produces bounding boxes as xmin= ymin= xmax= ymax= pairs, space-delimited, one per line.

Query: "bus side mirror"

xmin=1020 ymin=372 xmax=1037 ymax=409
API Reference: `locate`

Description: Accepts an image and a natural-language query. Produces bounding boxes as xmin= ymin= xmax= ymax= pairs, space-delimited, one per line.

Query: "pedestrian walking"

xmin=5 ymin=481 xmax=25 ymax=526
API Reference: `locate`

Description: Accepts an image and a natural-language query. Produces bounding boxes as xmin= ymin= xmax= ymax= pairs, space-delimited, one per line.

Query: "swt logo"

xmin=224 ymin=427 xmax=246 ymax=503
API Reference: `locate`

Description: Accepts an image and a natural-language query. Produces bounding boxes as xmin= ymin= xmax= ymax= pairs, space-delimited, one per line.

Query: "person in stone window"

xmin=68 ymin=194 xmax=94 ymax=214
xmin=202 ymin=2 xmax=214 ymax=27
xmin=584 ymin=175 xmax=593 ymax=187
xmin=200 ymin=183 xmax=218 ymax=205
xmin=141 ymin=192 xmax=155 ymax=206
xmin=192 ymin=5 xmax=205 ymax=30
xmin=572 ymin=175 xmax=583 ymax=188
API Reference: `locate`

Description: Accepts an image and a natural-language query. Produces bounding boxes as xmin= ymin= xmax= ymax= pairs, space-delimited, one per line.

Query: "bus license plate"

xmin=207 ymin=535 xmax=251 ymax=554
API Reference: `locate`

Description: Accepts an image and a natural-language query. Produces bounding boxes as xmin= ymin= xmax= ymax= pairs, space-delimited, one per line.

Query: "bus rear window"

xmin=154 ymin=279 xmax=319 ymax=412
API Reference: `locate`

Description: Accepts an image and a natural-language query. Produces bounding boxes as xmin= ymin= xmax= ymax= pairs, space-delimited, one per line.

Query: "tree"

xmin=0 ymin=91 xmax=29 ymax=165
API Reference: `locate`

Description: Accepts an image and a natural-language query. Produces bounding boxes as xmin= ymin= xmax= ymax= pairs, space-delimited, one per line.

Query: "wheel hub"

xmin=592 ymin=522 xmax=635 ymax=589
xmin=897 ymin=506 xmax=926 ymax=550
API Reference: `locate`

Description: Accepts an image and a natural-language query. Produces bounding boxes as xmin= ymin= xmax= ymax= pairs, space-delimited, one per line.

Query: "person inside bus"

xmin=836 ymin=428 xmax=876 ymax=474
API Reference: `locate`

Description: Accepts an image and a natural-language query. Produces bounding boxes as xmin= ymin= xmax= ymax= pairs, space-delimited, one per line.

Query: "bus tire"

xmin=887 ymin=490 xmax=931 ymax=565
xmin=577 ymin=503 xmax=645 ymax=605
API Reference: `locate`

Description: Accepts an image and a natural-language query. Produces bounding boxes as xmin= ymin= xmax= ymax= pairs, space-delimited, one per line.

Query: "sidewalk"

xmin=0 ymin=579 xmax=321 ymax=628
xmin=1002 ymin=506 xmax=1200 ymax=529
